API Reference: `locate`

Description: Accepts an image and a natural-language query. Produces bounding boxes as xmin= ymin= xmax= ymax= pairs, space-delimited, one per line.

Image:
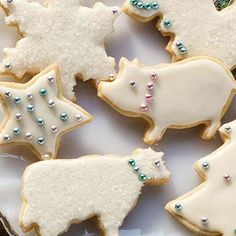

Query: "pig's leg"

xmin=144 ymin=125 xmax=166 ymax=144
xmin=202 ymin=120 xmax=221 ymax=139
xmin=99 ymin=215 xmax=120 ymax=236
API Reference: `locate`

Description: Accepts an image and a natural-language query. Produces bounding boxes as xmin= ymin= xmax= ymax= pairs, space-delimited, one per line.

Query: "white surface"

xmin=0 ymin=0 xmax=235 ymax=236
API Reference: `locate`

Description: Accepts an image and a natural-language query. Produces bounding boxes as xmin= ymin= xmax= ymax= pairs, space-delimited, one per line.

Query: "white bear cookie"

xmin=20 ymin=148 xmax=170 ymax=236
xmin=166 ymin=120 xmax=236 ymax=236
xmin=0 ymin=65 xmax=92 ymax=160
xmin=98 ymin=57 xmax=236 ymax=144
xmin=0 ymin=0 xmax=121 ymax=100
xmin=123 ymin=0 xmax=236 ymax=70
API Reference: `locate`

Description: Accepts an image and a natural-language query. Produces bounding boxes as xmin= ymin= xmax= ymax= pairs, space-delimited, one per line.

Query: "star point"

xmin=0 ymin=65 xmax=92 ymax=160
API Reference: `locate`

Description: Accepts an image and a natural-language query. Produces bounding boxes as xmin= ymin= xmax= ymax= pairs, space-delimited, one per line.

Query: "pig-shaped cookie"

xmin=98 ymin=57 xmax=236 ymax=144
xmin=20 ymin=148 xmax=170 ymax=236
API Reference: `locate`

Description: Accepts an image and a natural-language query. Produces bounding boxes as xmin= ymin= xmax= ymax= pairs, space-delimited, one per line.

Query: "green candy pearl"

xmin=139 ymin=174 xmax=147 ymax=182
xmin=39 ymin=88 xmax=47 ymax=97
xmin=130 ymin=0 xmax=138 ymax=6
xmin=234 ymin=228 xmax=236 ymax=234
xmin=163 ymin=19 xmax=172 ymax=28
xmin=128 ymin=159 xmax=136 ymax=167
xmin=13 ymin=128 xmax=20 ymax=135
xmin=14 ymin=97 xmax=22 ymax=104
xmin=60 ymin=112 xmax=68 ymax=121
xmin=144 ymin=2 xmax=152 ymax=9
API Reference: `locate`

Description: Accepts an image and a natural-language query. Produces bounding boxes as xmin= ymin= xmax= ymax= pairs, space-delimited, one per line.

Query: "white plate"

xmin=0 ymin=1 xmax=235 ymax=235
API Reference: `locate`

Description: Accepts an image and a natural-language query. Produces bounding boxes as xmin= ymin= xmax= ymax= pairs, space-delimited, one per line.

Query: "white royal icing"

xmin=20 ymin=148 xmax=170 ymax=236
xmin=123 ymin=0 xmax=236 ymax=70
xmin=98 ymin=57 xmax=236 ymax=144
xmin=166 ymin=120 xmax=236 ymax=236
xmin=0 ymin=0 xmax=121 ymax=100
xmin=0 ymin=65 xmax=92 ymax=160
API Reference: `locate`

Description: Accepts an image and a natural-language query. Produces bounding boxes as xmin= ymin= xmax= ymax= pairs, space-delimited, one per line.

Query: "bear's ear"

xmin=119 ymin=57 xmax=131 ymax=68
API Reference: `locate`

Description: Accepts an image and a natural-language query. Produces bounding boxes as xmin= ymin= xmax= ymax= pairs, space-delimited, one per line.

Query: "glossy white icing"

xmin=166 ymin=120 xmax=236 ymax=236
xmin=98 ymin=57 xmax=236 ymax=144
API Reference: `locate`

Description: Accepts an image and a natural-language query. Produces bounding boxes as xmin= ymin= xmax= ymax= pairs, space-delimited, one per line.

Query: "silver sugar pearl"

xmin=25 ymin=133 xmax=33 ymax=140
xmin=4 ymin=91 xmax=11 ymax=98
xmin=134 ymin=166 xmax=140 ymax=172
xmin=27 ymin=93 xmax=33 ymax=100
xmin=202 ymin=162 xmax=210 ymax=170
xmin=75 ymin=114 xmax=82 ymax=121
xmin=48 ymin=99 xmax=55 ymax=107
xmin=43 ymin=153 xmax=50 ymax=160
xmin=225 ymin=126 xmax=231 ymax=133
xmin=130 ymin=81 xmax=136 ymax=88
xmin=16 ymin=113 xmax=22 ymax=121
xmin=4 ymin=63 xmax=12 ymax=70
xmin=3 ymin=134 xmax=10 ymax=142
xmin=51 ymin=126 xmax=58 ymax=133
xmin=155 ymin=160 xmax=161 ymax=167
xmin=201 ymin=217 xmax=208 ymax=225
xmin=7 ymin=0 xmax=13 ymax=4
xmin=48 ymin=75 xmax=54 ymax=83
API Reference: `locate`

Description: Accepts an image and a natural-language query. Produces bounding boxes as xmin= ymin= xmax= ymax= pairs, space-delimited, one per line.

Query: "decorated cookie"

xmin=20 ymin=148 xmax=170 ymax=236
xmin=98 ymin=57 xmax=236 ymax=144
xmin=0 ymin=212 xmax=18 ymax=236
xmin=0 ymin=0 xmax=121 ymax=100
xmin=123 ymin=0 xmax=236 ymax=70
xmin=165 ymin=120 xmax=236 ymax=236
xmin=0 ymin=65 xmax=92 ymax=160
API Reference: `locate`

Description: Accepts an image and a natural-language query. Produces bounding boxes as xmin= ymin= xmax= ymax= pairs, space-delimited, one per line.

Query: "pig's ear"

xmin=131 ymin=59 xmax=139 ymax=65
xmin=119 ymin=57 xmax=131 ymax=68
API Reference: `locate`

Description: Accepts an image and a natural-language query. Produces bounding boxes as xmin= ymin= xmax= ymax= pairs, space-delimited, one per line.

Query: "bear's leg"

xmin=144 ymin=125 xmax=166 ymax=144
xmin=98 ymin=215 xmax=120 ymax=236
xmin=202 ymin=120 xmax=221 ymax=139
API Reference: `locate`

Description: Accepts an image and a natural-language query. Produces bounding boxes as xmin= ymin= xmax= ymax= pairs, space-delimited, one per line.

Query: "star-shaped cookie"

xmin=0 ymin=0 xmax=120 ymax=100
xmin=0 ymin=65 xmax=92 ymax=160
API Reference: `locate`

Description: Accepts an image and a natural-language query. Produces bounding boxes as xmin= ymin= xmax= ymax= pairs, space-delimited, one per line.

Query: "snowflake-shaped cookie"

xmin=0 ymin=65 xmax=92 ymax=160
xmin=0 ymin=0 xmax=121 ymax=100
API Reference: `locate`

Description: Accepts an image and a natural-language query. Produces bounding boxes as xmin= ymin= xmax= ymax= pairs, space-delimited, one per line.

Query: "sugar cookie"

xmin=98 ymin=57 xmax=236 ymax=144
xmin=166 ymin=119 xmax=236 ymax=236
xmin=20 ymin=148 xmax=170 ymax=236
xmin=0 ymin=0 xmax=121 ymax=100
xmin=123 ymin=0 xmax=236 ymax=70
xmin=0 ymin=65 xmax=92 ymax=160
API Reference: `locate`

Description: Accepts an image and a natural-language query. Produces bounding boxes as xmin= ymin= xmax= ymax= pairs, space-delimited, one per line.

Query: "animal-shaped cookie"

xmin=0 ymin=0 xmax=121 ymax=100
xmin=0 ymin=65 xmax=92 ymax=160
xmin=98 ymin=57 xmax=236 ymax=144
xmin=166 ymin=120 xmax=236 ymax=236
xmin=20 ymin=148 xmax=170 ymax=236
xmin=123 ymin=0 xmax=236 ymax=70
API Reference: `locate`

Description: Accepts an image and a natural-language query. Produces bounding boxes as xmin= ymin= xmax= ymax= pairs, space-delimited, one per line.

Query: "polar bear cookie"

xmin=0 ymin=65 xmax=92 ymax=160
xmin=20 ymin=148 xmax=170 ymax=236
xmin=123 ymin=0 xmax=236 ymax=70
xmin=98 ymin=57 xmax=236 ymax=144
xmin=166 ymin=120 xmax=236 ymax=236
xmin=0 ymin=0 xmax=121 ymax=100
